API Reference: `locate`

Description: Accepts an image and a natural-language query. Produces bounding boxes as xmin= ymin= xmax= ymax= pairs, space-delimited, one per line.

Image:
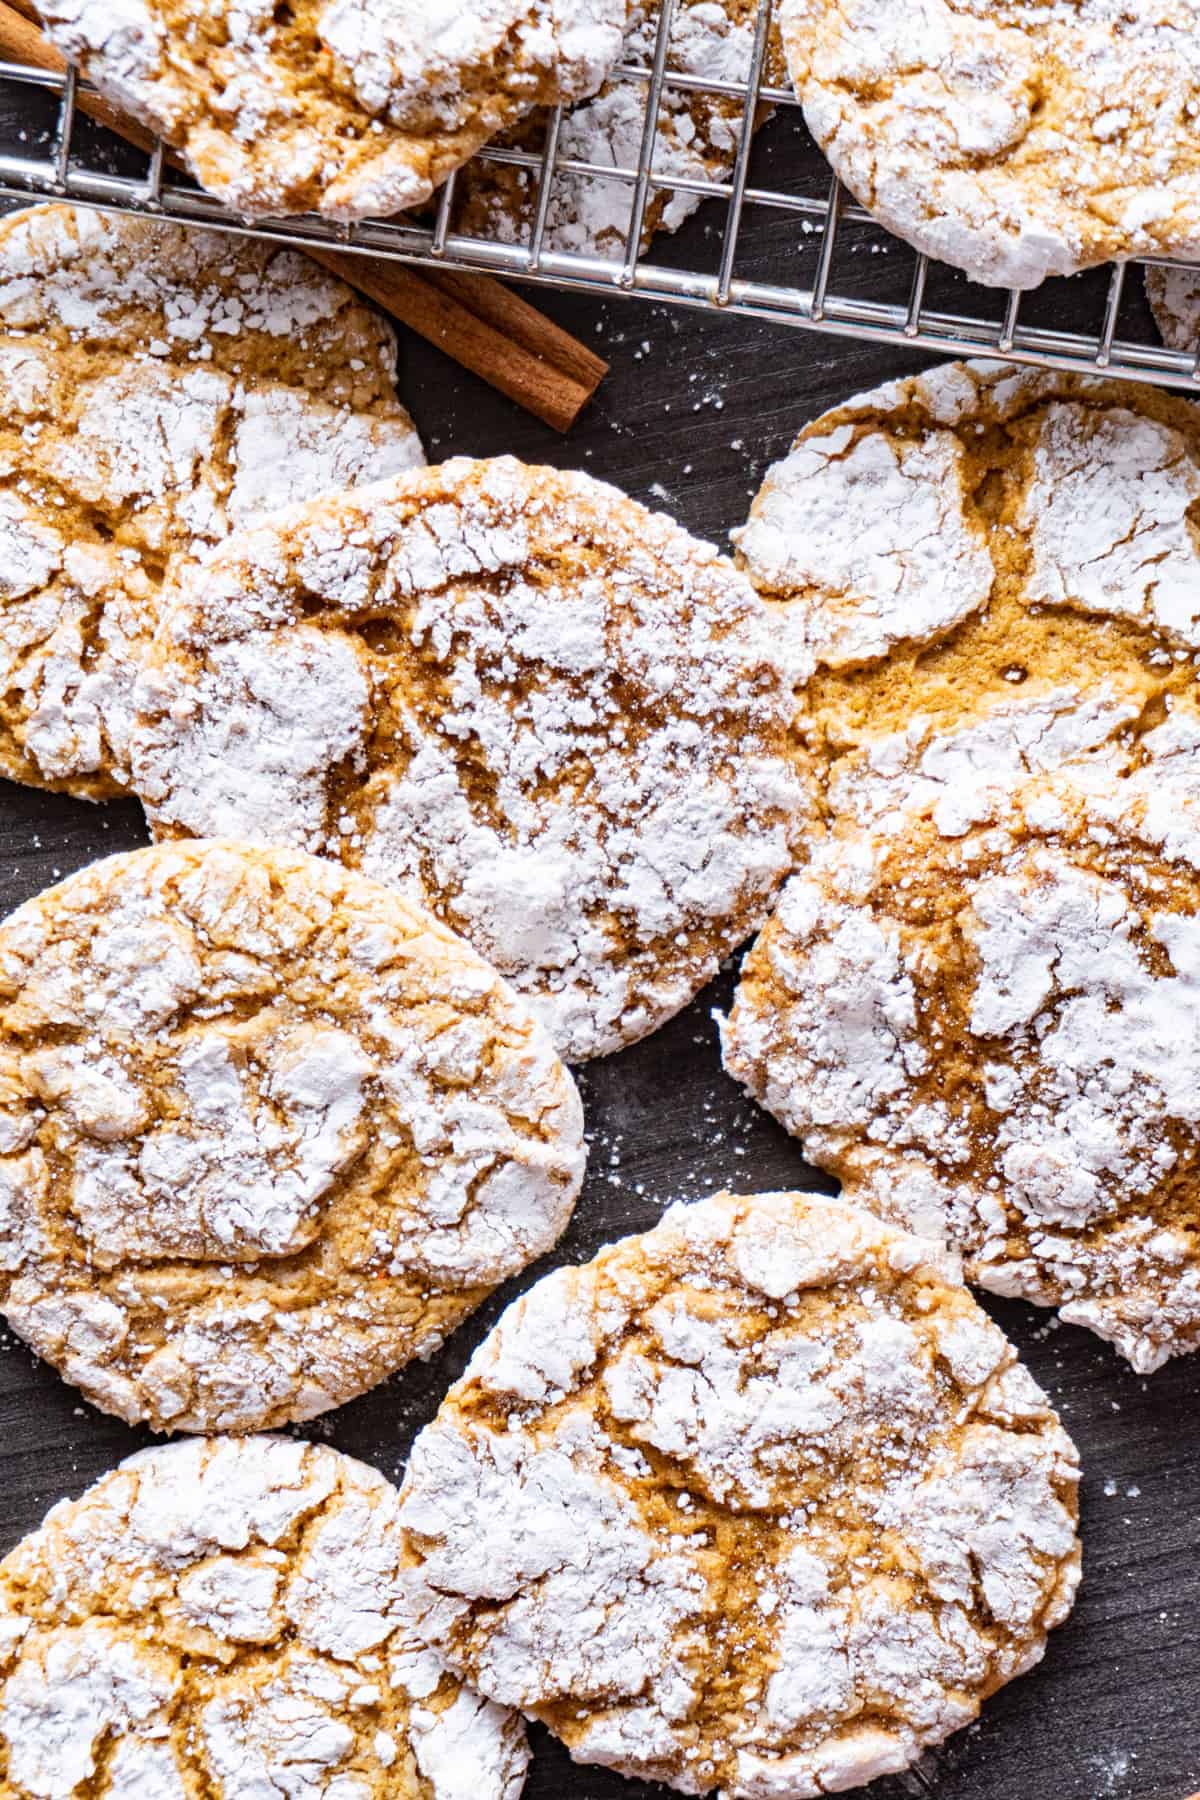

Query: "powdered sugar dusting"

xmin=398 ymin=1190 xmax=1080 ymax=1797
xmin=0 ymin=839 xmax=584 ymax=1431
xmin=131 ymin=456 xmax=814 ymax=1062
xmin=0 ymin=204 xmax=422 ymax=800
xmin=0 ymin=1437 xmax=529 ymax=1799
xmin=724 ymin=757 xmax=1200 ymax=1372
xmin=782 ymin=0 xmax=1200 ymax=288
xmin=41 ymin=0 xmax=626 ymax=221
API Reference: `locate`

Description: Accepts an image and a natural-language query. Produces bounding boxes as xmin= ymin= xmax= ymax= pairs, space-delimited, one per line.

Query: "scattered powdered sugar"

xmin=397 ymin=1190 xmax=1080 ymax=1798
xmin=723 ymin=756 xmax=1200 ymax=1372
xmin=0 ymin=1436 xmax=529 ymax=1800
xmin=782 ymin=0 xmax=1200 ymax=288
xmin=0 ymin=203 xmax=422 ymax=800
xmin=41 ymin=0 xmax=626 ymax=221
xmin=0 ymin=839 xmax=584 ymax=1432
xmin=130 ymin=456 xmax=814 ymax=1062
xmin=454 ymin=0 xmax=776 ymax=258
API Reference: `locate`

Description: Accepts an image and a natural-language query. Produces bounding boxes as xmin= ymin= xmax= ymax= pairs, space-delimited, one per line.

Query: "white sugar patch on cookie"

xmin=0 ymin=840 xmax=584 ymax=1432
xmin=130 ymin=457 xmax=815 ymax=1062
xmin=397 ymin=1190 xmax=1081 ymax=1798
xmin=0 ymin=1437 xmax=529 ymax=1800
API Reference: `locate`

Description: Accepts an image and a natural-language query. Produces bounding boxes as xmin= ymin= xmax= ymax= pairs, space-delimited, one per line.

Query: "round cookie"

xmin=722 ymin=751 xmax=1200 ymax=1373
xmin=0 ymin=203 xmax=423 ymax=801
xmin=0 ymin=839 xmax=584 ymax=1432
xmin=38 ymin=0 xmax=626 ymax=222
xmin=453 ymin=0 xmax=785 ymax=259
xmin=397 ymin=1189 xmax=1082 ymax=1798
xmin=129 ymin=457 xmax=815 ymax=1063
xmin=735 ymin=358 xmax=1200 ymax=835
xmin=780 ymin=0 xmax=1200 ymax=289
xmin=0 ymin=1435 xmax=530 ymax=1799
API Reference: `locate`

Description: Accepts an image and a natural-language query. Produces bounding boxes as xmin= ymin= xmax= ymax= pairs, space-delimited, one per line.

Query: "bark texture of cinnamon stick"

xmin=0 ymin=0 xmax=607 ymax=428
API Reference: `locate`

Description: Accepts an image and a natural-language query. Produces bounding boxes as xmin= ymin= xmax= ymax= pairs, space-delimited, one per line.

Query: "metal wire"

xmin=2 ymin=16 xmax=1200 ymax=391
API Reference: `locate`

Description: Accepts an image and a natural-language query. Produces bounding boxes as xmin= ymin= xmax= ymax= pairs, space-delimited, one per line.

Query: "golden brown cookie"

xmin=397 ymin=1190 xmax=1081 ymax=1798
xmin=736 ymin=359 xmax=1200 ymax=837
xmin=0 ymin=203 xmax=423 ymax=801
xmin=453 ymin=0 xmax=784 ymax=259
xmin=0 ymin=839 xmax=584 ymax=1432
xmin=129 ymin=457 xmax=816 ymax=1062
xmin=723 ymin=751 xmax=1200 ymax=1372
xmin=0 ymin=1436 xmax=530 ymax=1799
xmin=781 ymin=0 xmax=1200 ymax=288
xmin=37 ymin=0 xmax=626 ymax=221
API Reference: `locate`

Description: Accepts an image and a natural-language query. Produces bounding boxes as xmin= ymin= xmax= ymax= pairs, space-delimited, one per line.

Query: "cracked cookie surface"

xmin=780 ymin=0 xmax=1200 ymax=288
xmin=130 ymin=456 xmax=815 ymax=1063
xmin=0 ymin=203 xmax=423 ymax=801
xmin=397 ymin=1189 xmax=1081 ymax=1798
xmin=0 ymin=839 xmax=584 ymax=1432
xmin=0 ymin=1435 xmax=530 ymax=1799
xmin=723 ymin=753 xmax=1200 ymax=1372
xmin=452 ymin=0 xmax=784 ymax=259
xmin=736 ymin=359 xmax=1200 ymax=836
xmin=37 ymin=0 xmax=626 ymax=222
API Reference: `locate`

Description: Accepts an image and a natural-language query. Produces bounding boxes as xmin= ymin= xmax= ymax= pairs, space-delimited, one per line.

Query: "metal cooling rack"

xmin=1 ymin=0 xmax=1199 ymax=391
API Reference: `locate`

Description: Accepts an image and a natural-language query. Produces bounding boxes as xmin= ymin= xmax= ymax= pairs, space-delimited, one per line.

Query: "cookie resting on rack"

xmin=37 ymin=0 xmax=626 ymax=221
xmin=397 ymin=1189 xmax=1081 ymax=1799
xmin=129 ymin=457 xmax=816 ymax=1063
xmin=1146 ymin=263 xmax=1200 ymax=357
xmin=723 ymin=756 xmax=1200 ymax=1372
xmin=0 ymin=203 xmax=423 ymax=800
xmin=779 ymin=0 xmax=1200 ymax=288
xmin=0 ymin=1436 xmax=530 ymax=1799
xmin=736 ymin=358 xmax=1200 ymax=835
xmin=452 ymin=0 xmax=785 ymax=260
xmin=0 ymin=840 xmax=584 ymax=1432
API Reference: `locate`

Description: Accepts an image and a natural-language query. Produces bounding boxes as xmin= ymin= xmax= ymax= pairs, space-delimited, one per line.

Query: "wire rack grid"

xmin=1 ymin=0 xmax=1199 ymax=391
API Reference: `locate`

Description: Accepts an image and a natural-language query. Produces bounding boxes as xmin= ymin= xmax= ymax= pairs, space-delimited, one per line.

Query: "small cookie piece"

xmin=0 ymin=1435 xmax=530 ymax=1799
xmin=0 ymin=840 xmax=584 ymax=1432
xmin=398 ymin=1190 xmax=1081 ymax=1798
xmin=38 ymin=0 xmax=626 ymax=222
xmin=722 ymin=752 xmax=1200 ymax=1372
xmin=453 ymin=0 xmax=784 ymax=259
xmin=736 ymin=359 xmax=1200 ymax=833
xmin=781 ymin=0 xmax=1200 ymax=289
xmin=1146 ymin=262 xmax=1200 ymax=355
xmin=130 ymin=457 xmax=815 ymax=1063
xmin=0 ymin=203 xmax=423 ymax=800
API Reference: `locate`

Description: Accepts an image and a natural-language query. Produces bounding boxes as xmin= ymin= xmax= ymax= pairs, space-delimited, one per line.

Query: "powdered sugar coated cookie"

xmin=0 ymin=204 xmax=423 ymax=800
xmin=781 ymin=0 xmax=1200 ymax=288
xmin=397 ymin=1189 xmax=1081 ymax=1797
xmin=723 ymin=751 xmax=1200 ymax=1372
xmin=0 ymin=839 xmax=584 ymax=1432
xmin=130 ymin=457 xmax=815 ymax=1062
xmin=38 ymin=0 xmax=626 ymax=221
xmin=0 ymin=1435 xmax=530 ymax=1798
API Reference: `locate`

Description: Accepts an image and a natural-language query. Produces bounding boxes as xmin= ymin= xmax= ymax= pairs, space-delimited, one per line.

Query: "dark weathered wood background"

xmin=0 ymin=87 xmax=1195 ymax=1800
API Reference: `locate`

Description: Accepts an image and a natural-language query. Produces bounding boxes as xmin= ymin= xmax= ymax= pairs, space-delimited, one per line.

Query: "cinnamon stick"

xmin=0 ymin=0 xmax=607 ymax=428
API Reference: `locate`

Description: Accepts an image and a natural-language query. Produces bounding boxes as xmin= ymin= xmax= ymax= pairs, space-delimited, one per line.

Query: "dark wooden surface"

xmin=0 ymin=91 xmax=1196 ymax=1800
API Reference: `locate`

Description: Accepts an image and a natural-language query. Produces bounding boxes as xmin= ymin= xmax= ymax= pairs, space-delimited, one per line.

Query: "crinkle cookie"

xmin=0 ymin=840 xmax=584 ymax=1432
xmin=0 ymin=1435 xmax=530 ymax=1800
xmin=397 ymin=1189 xmax=1081 ymax=1799
xmin=38 ymin=0 xmax=626 ymax=222
xmin=736 ymin=358 xmax=1200 ymax=835
xmin=722 ymin=747 xmax=1200 ymax=1373
xmin=130 ymin=457 xmax=815 ymax=1063
xmin=453 ymin=0 xmax=784 ymax=259
xmin=781 ymin=0 xmax=1200 ymax=289
xmin=0 ymin=203 xmax=423 ymax=801
xmin=1146 ymin=262 xmax=1200 ymax=355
